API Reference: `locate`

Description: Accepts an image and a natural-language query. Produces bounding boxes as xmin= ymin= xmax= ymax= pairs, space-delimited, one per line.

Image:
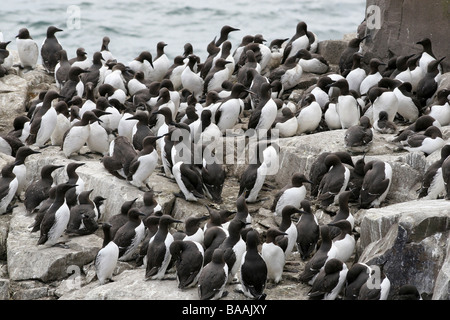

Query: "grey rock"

xmin=358 ymin=199 xmax=450 ymax=299
xmin=0 ymin=74 xmax=28 ymax=134
xmin=361 ymin=0 xmax=450 ymax=73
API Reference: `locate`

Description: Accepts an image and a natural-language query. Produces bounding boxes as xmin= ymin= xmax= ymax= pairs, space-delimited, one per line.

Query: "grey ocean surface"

xmin=1 ymin=0 xmax=365 ymax=64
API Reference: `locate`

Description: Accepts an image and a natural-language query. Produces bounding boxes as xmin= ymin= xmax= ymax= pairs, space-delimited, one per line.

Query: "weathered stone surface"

xmin=0 ymin=278 xmax=9 ymax=300
xmin=317 ymin=40 xmax=350 ymax=66
xmin=7 ymin=203 xmax=102 ymax=282
xmin=0 ymin=74 xmax=28 ymax=134
xmin=358 ymin=199 xmax=450 ymax=299
xmin=362 ymin=0 xmax=450 ymax=73
xmin=433 ymin=237 xmax=450 ymax=300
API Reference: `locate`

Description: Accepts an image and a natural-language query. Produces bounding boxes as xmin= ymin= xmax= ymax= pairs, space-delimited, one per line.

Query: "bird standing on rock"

xmin=317 ymin=154 xmax=351 ymax=211
xmin=15 ymin=28 xmax=39 ymax=69
xmin=95 ymin=222 xmax=119 ymax=285
xmin=24 ymin=164 xmax=63 ymax=215
xmin=198 ymin=248 xmax=229 ymax=300
xmin=170 ymin=239 xmax=205 ymax=290
xmin=61 ymin=111 xmax=103 ymax=158
xmin=359 ymin=160 xmax=392 ymax=209
xmin=40 ymin=26 xmax=63 ymax=73
xmin=0 ymin=162 xmax=19 ymax=215
xmin=238 ymin=229 xmax=267 ymax=300
xmin=261 ymin=227 xmax=287 ymax=285
xmin=37 ymin=183 xmax=77 ymax=247
xmin=145 ymin=214 xmax=182 ymax=280
xmin=113 ymin=208 xmax=146 ymax=262
xmin=344 ymin=115 xmax=373 ymax=154
xmin=296 ymin=200 xmax=320 ymax=261
xmin=26 ymin=90 xmax=63 ymax=148
xmin=271 ymin=172 xmax=311 ymax=216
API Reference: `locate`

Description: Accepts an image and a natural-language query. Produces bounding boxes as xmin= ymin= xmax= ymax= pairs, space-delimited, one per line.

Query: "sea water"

xmin=1 ymin=0 xmax=366 ymax=64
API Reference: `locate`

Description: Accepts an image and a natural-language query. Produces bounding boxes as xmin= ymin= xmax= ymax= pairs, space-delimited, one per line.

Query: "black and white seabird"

xmin=271 ymin=173 xmax=311 ymax=216
xmin=329 ymin=191 xmax=355 ymax=239
xmin=145 ymin=214 xmax=182 ymax=280
xmin=15 ymin=28 xmax=39 ymax=69
xmin=40 ymin=26 xmax=63 ymax=73
xmin=127 ymin=110 xmax=154 ymax=151
xmin=307 ymin=258 xmax=348 ymax=300
xmin=345 ymin=52 xmax=366 ymax=94
xmin=59 ymin=66 xmax=89 ymax=103
xmin=169 ymin=239 xmax=205 ymax=289
xmin=317 ymin=154 xmax=351 ymax=211
xmin=275 ymin=205 xmax=301 ymax=258
xmin=374 ymin=110 xmax=397 ymax=134
xmin=239 ymin=229 xmax=267 ymax=299
xmin=0 ymin=162 xmax=19 ymax=215
xmin=357 ymin=263 xmax=391 ymax=300
xmin=328 ymin=219 xmax=355 ymax=263
xmin=95 ymin=222 xmax=119 ymax=285
xmin=175 ymin=215 xmax=208 ymax=245
xmin=295 ymin=200 xmax=320 ymax=261
xmin=55 ymin=50 xmax=71 ymax=89
xmin=11 ymin=146 xmax=40 ymax=199
xmin=344 ymin=115 xmax=374 ymax=154
xmin=181 ymin=55 xmax=204 ymax=101
xmin=261 ymin=227 xmax=287 ymax=284
xmin=215 ymin=83 xmax=251 ymax=133
xmin=127 ymin=135 xmax=165 ymax=190
xmin=203 ymin=223 xmax=228 ymax=266
xmin=66 ymin=189 xmax=98 ymax=236
xmin=296 ymin=93 xmax=323 ymax=134
xmin=113 ymin=207 xmax=146 ymax=261
xmin=416 ymin=56 xmax=445 ymax=108
xmin=197 ymin=248 xmax=229 ymax=300
xmin=61 ymin=110 xmax=102 ymax=158
xmin=102 ymin=135 xmax=138 ymax=180
xmin=418 ymin=144 xmax=450 ymax=199
xmin=327 ymin=78 xmax=361 ymax=129
xmin=26 ymin=90 xmax=62 ymax=147
xmin=63 ymin=162 xmax=85 ymax=209
xmin=359 ymin=58 xmax=386 ymax=96
xmin=107 ymin=197 xmax=138 ymax=240
xmin=24 ymin=164 xmax=63 ymax=215
xmin=309 ymin=151 xmax=354 ymax=198
xmin=51 ymin=101 xmax=72 ymax=147
xmin=128 ymin=50 xmax=154 ymax=79
xmin=37 ymin=183 xmax=77 ymax=247
xmin=218 ymin=218 xmax=247 ymax=283
xmin=136 ymin=214 xmax=161 ymax=266
xmin=29 ymin=185 xmax=57 ymax=233
xmin=299 ymin=225 xmax=336 ymax=285
xmin=400 ymin=125 xmax=445 ymax=156
xmin=343 ymin=262 xmax=371 ymax=300
xmin=172 ymin=161 xmax=204 ymax=202
xmin=140 ymin=189 xmax=161 ymax=217
xmin=359 ymin=159 xmax=393 ymax=209
xmin=339 ymin=36 xmax=367 ymax=75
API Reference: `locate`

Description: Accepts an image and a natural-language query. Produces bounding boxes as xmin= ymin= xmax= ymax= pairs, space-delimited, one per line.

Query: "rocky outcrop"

xmin=362 ymin=0 xmax=450 ymax=73
xmin=358 ymin=200 xmax=450 ymax=300
xmin=0 ymin=37 xmax=449 ymax=301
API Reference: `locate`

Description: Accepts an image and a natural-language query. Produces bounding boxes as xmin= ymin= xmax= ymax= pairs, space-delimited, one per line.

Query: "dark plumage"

xmin=296 ymin=200 xmax=320 ymax=261
xmin=170 ymin=239 xmax=204 ymax=289
xmin=24 ymin=164 xmax=63 ymax=214
xmin=41 ymin=26 xmax=63 ymax=73
xmin=309 ymin=151 xmax=354 ymax=197
xmin=145 ymin=214 xmax=182 ymax=280
xmin=198 ymin=248 xmax=229 ymax=300
xmin=239 ymin=229 xmax=267 ymax=299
